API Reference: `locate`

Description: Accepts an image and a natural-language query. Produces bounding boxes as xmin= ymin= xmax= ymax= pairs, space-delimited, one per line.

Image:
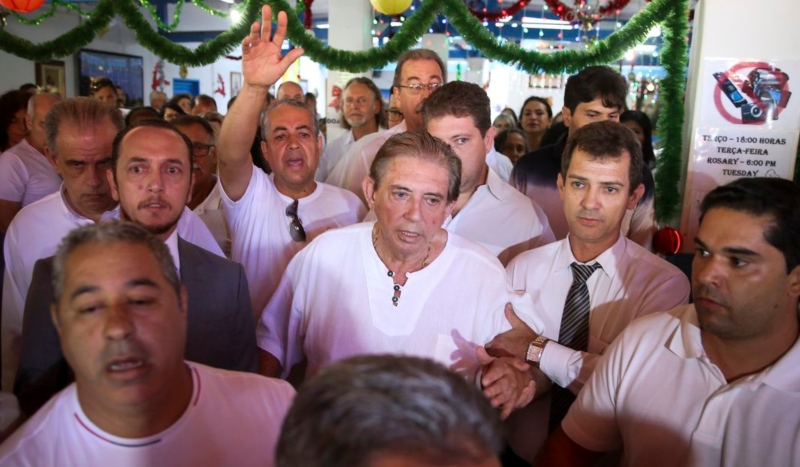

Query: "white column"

xmin=678 ymin=0 xmax=800 ymax=248
xmin=325 ymin=0 xmax=374 ymax=141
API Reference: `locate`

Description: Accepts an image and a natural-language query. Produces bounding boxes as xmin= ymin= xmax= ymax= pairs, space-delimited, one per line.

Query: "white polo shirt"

xmin=192 ymin=179 xmax=231 ymax=258
xmin=0 ymin=139 xmax=61 ymax=207
xmin=221 ymin=167 xmax=365 ymax=318
xmin=325 ymin=121 xmax=407 ymax=203
xmin=443 ymin=167 xmax=555 ymax=266
xmin=503 ymin=235 xmax=690 ymax=462
xmin=257 ymin=222 xmax=551 ymax=380
xmin=2 ymin=188 xmax=224 ymax=393
xmin=564 ymin=305 xmax=800 ymax=466
xmin=0 ymin=362 xmax=295 ymax=467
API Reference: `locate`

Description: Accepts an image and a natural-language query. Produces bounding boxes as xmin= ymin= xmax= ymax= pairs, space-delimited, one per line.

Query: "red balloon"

xmin=654 ymin=226 xmax=682 ymax=256
xmin=0 ymin=0 xmax=45 ymax=13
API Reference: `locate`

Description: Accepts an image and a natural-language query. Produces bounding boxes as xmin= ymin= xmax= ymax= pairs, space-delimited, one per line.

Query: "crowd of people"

xmin=0 ymin=5 xmax=798 ymax=466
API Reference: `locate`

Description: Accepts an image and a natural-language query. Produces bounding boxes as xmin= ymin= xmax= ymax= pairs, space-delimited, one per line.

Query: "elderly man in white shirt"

xmin=315 ymin=77 xmax=384 ymax=182
xmin=422 ymin=81 xmax=555 ymax=266
xmin=0 ymin=221 xmax=292 ymax=466
xmin=487 ymin=121 xmax=689 ymax=462
xmin=2 ymin=98 xmax=222 ymax=403
xmin=539 ymin=177 xmax=800 ymax=467
xmin=0 ymin=92 xmax=62 ymax=234
xmin=259 ymin=130 xmax=552 ymax=420
xmin=216 ymin=12 xmax=364 ymax=317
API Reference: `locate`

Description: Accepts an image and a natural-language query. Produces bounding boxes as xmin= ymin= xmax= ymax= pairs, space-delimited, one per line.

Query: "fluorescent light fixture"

xmin=522 ymin=16 xmax=570 ymax=25
xmin=499 ymin=16 xmax=513 ymax=23
xmin=495 ymin=22 xmax=504 ymax=27
xmin=230 ymin=9 xmax=242 ymax=24
xmin=390 ymin=21 xmax=402 ymax=27
xmin=316 ymin=23 xmax=329 ymax=29
xmin=220 ymin=0 xmax=234 ymax=3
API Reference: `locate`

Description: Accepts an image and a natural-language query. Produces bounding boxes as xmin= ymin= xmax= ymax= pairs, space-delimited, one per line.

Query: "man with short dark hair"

xmin=326 ymin=48 xmax=447 ymax=203
xmin=15 ymin=119 xmax=258 ymax=416
xmin=538 ymin=177 xmax=800 ymax=466
xmin=511 ymin=66 xmax=656 ymax=249
xmin=217 ymin=6 xmax=364 ymax=315
xmin=172 ymin=115 xmax=230 ymax=256
xmin=0 ymin=92 xmax=62 ymax=234
xmin=488 ymin=121 xmax=689 ymax=462
xmin=191 ymin=94 xmax=217 ymax=116
xmin=315 ymin=77 xmax=384 ymax=182
xmin=422 ymin=81 xmax=555 ymax=265
xmin=0 ymin=221 xmax=293 ymax=465
xmin=277 ymin=355 xmax=503 ymax=467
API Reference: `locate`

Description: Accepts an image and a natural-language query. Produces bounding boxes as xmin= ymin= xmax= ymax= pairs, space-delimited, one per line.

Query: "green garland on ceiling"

xmin=0 ymin=0 xmax=689 ymax=220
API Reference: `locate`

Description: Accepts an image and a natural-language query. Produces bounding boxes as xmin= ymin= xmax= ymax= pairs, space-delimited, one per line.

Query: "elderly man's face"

xmin=278 ymin=82 xmax=304 ymax=102
xmin=693 ymin=208 xmax=800 ymax=341
xmin=262 ymin=105 xmax=321 ymax=195
xmin=364 ymin=156 xmax=454 ymax=258
xmin=175 ymin=122 xmax=216 ymax=190
xmin=48 ymin=120 xmax=119 ymax=220
xmin=26 ymin=95 xmax=59 ymax=153
xmin=343 ymin=83 xmax=379 ymax=128
xmin=52 ymin=240 xmax=187 ymax=410
xmin=110 ymin=126 xmax=193 ymax=237
xmin=394 ymin=59 xmax=444 ymax=131
xmin=150 ymin=93 xmax=166 ymax=111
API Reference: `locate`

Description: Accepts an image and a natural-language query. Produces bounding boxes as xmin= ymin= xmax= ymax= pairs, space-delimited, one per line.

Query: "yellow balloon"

xmin=370 ymin=0 xmax=413 ymax=16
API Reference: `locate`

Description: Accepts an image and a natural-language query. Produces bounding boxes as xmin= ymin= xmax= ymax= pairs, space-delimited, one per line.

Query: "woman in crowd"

xmin=494 ymin=128 xmax=530 ymax=165
xmin=88 ymin=77 xmax=117 ymax=106
xmin=169 ymin=93 xmax=193 ymax=114
xmin=492 ymin=113 xmax=516 ymax=133
xmin=0 ymin=90 xmax=31 ymax=152
xmin=162 ymin=101 xmax=187 ymax=122
xmin=519 ymin=96 xmax=552 ymax=151
xmin=620 ymin=110 xmax=657 ymax=168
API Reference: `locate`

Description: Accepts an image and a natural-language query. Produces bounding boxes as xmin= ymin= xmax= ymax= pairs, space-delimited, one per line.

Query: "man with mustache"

xmin=2 ymin=98 xmax=222 ymax=411
xmin=217 ymin=6 xmax=364 ymax=316
xmin=14 ymin=119 xmax=258 ymax=416
xmin=0 ymin=221 xmax=292 ymax=465
xmin=315 ymin=77 xmax=384 ymax=182
xmin=538 ymin=177 xmax=800 ymax=466
xmin=487 ymin=121 xmax=689 ymax=462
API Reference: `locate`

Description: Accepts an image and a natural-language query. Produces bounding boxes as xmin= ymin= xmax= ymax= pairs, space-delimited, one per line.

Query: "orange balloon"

xmin=0 ymin=0 xmax=45 ymax=13
xmin=370 ymin=0 xmax=412 ymax=16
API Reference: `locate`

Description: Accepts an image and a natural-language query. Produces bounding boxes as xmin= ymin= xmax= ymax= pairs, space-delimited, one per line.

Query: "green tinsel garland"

xmin=0 ymin=0 xmax=689 ymax=220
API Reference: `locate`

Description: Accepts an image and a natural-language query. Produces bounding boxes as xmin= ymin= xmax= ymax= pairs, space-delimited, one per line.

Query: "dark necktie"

xmin=548 ymin=261 xmax=602 ymax=433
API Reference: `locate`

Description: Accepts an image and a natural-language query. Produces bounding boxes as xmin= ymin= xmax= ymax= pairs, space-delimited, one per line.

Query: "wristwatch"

xmin=525 ymin=336 xmax=550 ymax=367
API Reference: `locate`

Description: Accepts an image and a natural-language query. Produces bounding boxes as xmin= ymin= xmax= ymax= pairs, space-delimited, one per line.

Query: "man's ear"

xmin=561 ymin=106 xmax=572 ymax=128
xmin=362 ymin=176 xmax=377 ymax=211
xmin=557 ymin=172 xmax=566 ymax=201
xmin=627 ymin=183 xmax=645 ymax=210
xmin=50 ymin=303 xmax=62 ymax=337
xmin=483 ymin=126 xmax=498 ymax=154
xmin=107 ymin=170 xmax=120 ymax=202
xmin=44 ymin=146 xmax=58 ymax=172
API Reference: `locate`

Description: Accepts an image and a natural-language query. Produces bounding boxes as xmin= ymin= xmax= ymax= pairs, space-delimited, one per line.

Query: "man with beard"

xmin=217 ymin=6 xmax=364 ymax=316
xmin=14 ymin=119 xmax=258 ymax=417
xmin=315 ymin=77 xmax=384 ymax=182
xmin=2 ymin=98 xmax=222 ymax=408
xmin=0 ymin=221 xmax=292 ymax=465
xmin=538 ymin=177 xmax=800 ymax=466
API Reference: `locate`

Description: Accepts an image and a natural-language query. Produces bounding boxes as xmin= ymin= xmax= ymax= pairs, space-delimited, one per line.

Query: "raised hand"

xmin=241 ymin=5 xmax=304 ymax=90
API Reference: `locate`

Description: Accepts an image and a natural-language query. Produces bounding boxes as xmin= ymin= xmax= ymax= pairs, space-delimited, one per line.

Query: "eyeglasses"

xmin=397 ymin=82 xmax=443 ymax=95
xmin=285 ymin=199 xmax=307 ymax=242
xmin=192 ymin=142 xmax=215 ymax=157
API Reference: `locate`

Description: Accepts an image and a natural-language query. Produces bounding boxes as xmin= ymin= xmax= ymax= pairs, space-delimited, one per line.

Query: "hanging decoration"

xmin=467 ymin=0 xmax=528 ymax=22
xmin=543 ymin=0 xmax=631 ymax=22
xmin=0 ymin=0 xmax=45 ymax=13
xmin=370 ymin=0 xmax=413 ymax=16
xmin=0 ymin=0 xmax=688 ymax=221
xmin=214 ymin=73 xmax=226 ymax=97
xmin=301 ymin=0 xmax=313 ymax=29
xmin=151 ymin=59 xmax=170 ymax=91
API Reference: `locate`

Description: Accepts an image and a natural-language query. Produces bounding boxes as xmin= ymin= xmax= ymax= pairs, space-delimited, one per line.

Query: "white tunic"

xmin=315 ymin=129 xmax=355 ymax=183
xmin=2 ymin=189 xmax=224 ymax=393
xmin=503 ymin=235 xmax=690 ymax=462
xmin=257 ymin=222 xmax=550 ymax=380
xmin=0 ymin=363 xmax=295 ymax=467
xmin=564 ymin=305 xmax=800 ymax=466
xmin=221 ymin=167 xmax=365 ymax=317
xmin=0 ymin=139 xmax=61 ymax=207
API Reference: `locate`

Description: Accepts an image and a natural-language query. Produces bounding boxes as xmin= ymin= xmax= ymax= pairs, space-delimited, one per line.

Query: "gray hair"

xmin=45 ymin=97 xmax=124 ymax=158
xmin=391 ymin=48 xmax=448 ymax=90
xmin=52 ymin=220 xmax=181 ymax=304
xmin=341 ymin=76 xmax=386 ymax=130
xmin=276 ymin=355 xmax=503 ymax=467
xmin=370 ymin=131 xmax=461 ymax=203
xmin=260 ymin=99 xmax=320 ymax=139
xmin=27 ymin=92 xmax=62 ymax=118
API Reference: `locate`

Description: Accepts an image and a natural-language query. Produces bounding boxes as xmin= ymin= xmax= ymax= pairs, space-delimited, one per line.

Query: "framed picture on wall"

xmin=230 ymin=72 xmax=242 ymax=97
xmin=35 ymin=61 xmax=67 ymax=98
xmin=77 ymin=49 xmax=144 ymax=107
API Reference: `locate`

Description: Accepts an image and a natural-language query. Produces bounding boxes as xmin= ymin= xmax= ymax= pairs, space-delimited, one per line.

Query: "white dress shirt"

xmin=485 ymin=146 xmax=513 ymax=182
xmin=192 ymin=179 xmax=231 ymax=258
xmin=0 ymin=139 xmax=61 ymax=207
xmin=564 ymin=305 xmax=800 ymax=466
xmin=315 ymin=129 xmax=355 ymax=183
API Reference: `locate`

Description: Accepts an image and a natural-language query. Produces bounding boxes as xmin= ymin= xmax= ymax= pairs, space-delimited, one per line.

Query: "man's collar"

xmin=556 ymin=234 xmax=626 ymax=278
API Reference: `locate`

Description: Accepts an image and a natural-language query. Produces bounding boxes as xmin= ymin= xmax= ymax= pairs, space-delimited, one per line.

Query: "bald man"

xmin=277 ymin=82 xmax=304 ymax=102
